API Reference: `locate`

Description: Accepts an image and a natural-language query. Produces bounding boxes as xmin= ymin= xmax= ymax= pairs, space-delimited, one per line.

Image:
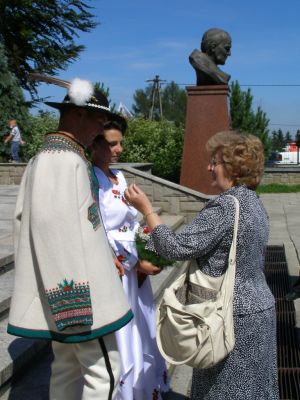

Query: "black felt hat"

xmin=29 ymin=73 xmax=127 ymax=132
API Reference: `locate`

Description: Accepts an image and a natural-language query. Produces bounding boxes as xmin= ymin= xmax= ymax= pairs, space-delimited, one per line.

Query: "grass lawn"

xmin=257 ymin=183 xmax=300 ymax=193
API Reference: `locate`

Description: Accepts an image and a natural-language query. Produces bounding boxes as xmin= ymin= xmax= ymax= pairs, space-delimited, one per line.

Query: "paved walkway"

xmin=261 ymin=193 xmax=300 ymax=277
xmin=0 ymin=186 xmax=300 ymax=398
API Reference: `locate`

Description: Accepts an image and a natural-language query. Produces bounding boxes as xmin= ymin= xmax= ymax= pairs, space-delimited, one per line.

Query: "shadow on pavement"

xmin=162 ymin=390 xmax=189 ymax=399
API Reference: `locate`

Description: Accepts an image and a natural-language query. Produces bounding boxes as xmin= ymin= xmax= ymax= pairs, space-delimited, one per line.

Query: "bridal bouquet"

xmin=135 ymin=226 xmax=175 ymax=269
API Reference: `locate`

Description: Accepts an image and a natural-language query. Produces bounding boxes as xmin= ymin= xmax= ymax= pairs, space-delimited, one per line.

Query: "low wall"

xmin=121 ymin=166 xmax=210 ymax=223
xmin=0 ymin=163 xmax=27 ymax=185
xmin=1 ymin=163 xmax=300 ymax=187
xmin=0 ymin=162 xmax=152 ymax=185
xmin=262 ymin=167 xmax=300 ymax=185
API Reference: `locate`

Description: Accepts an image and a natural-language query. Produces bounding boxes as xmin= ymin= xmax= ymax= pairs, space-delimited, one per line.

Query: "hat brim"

xmin=45 ymin=102 xmax=127 ymax=132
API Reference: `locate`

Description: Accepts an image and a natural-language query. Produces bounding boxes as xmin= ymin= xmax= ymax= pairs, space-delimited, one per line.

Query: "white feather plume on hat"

xmin=68 ymin=78 xmax=94 ymax=106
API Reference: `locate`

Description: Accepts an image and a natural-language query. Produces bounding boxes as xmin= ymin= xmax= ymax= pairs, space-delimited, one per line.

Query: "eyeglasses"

xmin=209 ymin=158 xmax=224 ymax=167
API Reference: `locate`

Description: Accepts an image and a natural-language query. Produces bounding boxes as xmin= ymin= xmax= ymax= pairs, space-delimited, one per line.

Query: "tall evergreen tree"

xmin=132 ymin=81 xmax=187 ymax=125
xmin=230 ymin=81 xmax=271 ymax=158
xmin=284 ymin=131 xmax=292 ymax=146
xmin=0 ymin=43 xmax=29 ymax=161
xmin=94 ymin=82 xmax=116 ymax=111
xmin=132 ymin=86 xmax=153 ymax=118
xmin=295 ymin=130 xmax=300 ymax=147
xmin=270 ymin=129 xmax=286 ymax=151
xmin=0 ymin=0 xmax=97 ymax=95
xmin=161 ymin=81 xmax=187 ymax=126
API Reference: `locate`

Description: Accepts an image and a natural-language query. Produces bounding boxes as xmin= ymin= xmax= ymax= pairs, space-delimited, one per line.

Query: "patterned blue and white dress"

xmin=147 ymin=185 xmax=279 ymax=400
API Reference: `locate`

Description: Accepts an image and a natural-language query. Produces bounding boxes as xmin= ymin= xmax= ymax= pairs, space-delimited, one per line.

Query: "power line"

xmin=142 ymin=79 xmax=300 ymax=129
xmin=240 ymin=84 xmax=300 ymax=87
xmin=174 ymin=83 xmax=300 ymax=87
xmin=269 ymin=123 xmax=300 ymax=127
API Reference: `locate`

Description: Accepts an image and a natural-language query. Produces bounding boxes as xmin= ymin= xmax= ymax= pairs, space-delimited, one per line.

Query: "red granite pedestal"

xmin=180 ymin=85 xmax=230 ymax=195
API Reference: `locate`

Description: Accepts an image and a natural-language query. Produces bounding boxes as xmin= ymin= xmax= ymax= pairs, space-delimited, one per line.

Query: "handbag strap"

xmin=186 ymin=194 xmax=240 ymax=290
xmin=220 ymin=194 xmax=240 ymax=304
xmin=227 ymin=195 xmax=240 ymax=265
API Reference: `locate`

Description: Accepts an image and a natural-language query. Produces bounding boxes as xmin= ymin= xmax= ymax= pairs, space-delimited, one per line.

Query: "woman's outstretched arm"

xmin=124 ymin=183 xmax=162 ymax=231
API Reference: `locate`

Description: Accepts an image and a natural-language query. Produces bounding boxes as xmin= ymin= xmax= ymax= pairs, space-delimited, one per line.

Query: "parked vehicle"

xmin=275 ymin=141 xmax=300 ymax=165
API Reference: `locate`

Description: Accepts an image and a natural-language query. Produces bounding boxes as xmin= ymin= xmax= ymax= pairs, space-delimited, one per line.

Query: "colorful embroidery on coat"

xmin=89 ymin=164 xmax=100 ymax=204
xmin=40 ymin=134 xmax=86 ymax=158
xmin=45 ymin=279 xmax=93 ymax=331
xmin=88 ymin=202 xmax=101 ymax=230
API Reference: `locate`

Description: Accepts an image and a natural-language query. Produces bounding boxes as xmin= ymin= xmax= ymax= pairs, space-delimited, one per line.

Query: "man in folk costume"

xmin=7 ymin=75 xmax=133 ymax=400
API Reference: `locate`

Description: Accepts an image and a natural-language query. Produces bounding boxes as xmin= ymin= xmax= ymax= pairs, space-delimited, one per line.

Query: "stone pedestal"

xmin=180 ymin=85 xmax=230 ymax=195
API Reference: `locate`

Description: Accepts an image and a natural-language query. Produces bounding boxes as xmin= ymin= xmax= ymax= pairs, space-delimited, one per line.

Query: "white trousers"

xmin=50 ymin=334 xmax=120 ymax=400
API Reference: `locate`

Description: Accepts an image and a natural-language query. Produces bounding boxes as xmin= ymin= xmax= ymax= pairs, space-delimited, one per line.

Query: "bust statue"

xmin=189 ymin=28 xmax=232 ymax=85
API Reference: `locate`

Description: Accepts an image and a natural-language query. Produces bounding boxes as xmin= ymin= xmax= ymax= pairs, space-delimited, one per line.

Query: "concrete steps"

xmin=0 ymin=269 xmax=14 ymax=318
xmin=0 ymin=255 xmax=51 ymax=395
xmin=0 ymin=316 xmax=49 ymax=390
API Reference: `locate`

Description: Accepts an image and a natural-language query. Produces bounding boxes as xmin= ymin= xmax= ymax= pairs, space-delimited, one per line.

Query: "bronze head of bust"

xmin=189 ymin=28 xmax=232 ymax=86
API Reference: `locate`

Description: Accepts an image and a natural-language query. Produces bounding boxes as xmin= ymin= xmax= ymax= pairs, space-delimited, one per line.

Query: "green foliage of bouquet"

xmin=135 ymin=226 xmax=175 ymax=268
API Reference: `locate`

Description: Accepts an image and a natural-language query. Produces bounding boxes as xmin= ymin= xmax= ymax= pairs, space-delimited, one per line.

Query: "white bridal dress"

xmin=94 ymin=166 xmax=169 ymax=400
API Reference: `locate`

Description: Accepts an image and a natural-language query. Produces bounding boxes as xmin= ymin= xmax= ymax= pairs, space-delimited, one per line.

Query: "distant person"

xmin=189 ymin=28 xmax=231 ymax=85
xmin=4 ymin=119 xmax=24 ymax=162
xmin=90 ymin=120 xmax=169 ymax=400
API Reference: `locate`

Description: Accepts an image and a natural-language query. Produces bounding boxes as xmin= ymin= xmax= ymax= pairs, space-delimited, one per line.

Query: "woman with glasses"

xmin=125 ymin=131 xmax=279 ymax=400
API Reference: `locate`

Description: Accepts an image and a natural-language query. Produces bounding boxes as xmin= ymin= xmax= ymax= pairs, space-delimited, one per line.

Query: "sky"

xmin=35 ymin=0 xmax=300 ymax=137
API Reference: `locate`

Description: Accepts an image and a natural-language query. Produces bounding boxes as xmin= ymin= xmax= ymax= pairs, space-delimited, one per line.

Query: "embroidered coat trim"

xmin=7 ymin=309 xmax=133 ymax=343
xmin=45 ymin=279 xmax=93 ymax=331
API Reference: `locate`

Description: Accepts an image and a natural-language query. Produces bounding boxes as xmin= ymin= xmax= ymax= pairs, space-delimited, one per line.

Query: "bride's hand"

xmin=114 ymin=257 xmax=125 ymax=277
xmin=136 ymin=260 xmax=161 ymax=275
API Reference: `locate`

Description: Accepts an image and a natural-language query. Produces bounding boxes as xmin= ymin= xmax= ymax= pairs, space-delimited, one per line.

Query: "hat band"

xmin=86 ymin=103 xmax=111 ymax=111
xmin=63 ymin=100 xmax=111 ymax=112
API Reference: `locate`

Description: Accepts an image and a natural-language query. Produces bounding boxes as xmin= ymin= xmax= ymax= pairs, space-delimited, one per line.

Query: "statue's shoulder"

xmin=189 ymin=49 xmax=203 ymax=60
xmin=189 ymin=51 xmax=212 ymax=69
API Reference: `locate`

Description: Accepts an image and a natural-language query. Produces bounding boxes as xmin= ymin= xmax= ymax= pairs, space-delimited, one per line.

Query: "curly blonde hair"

xmin=206 ymin=131 xmax=264 ymax=189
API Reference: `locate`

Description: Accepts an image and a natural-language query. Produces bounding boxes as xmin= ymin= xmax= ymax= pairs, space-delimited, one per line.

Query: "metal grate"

xmin=265 ymin=245 xmax=300 ymax=400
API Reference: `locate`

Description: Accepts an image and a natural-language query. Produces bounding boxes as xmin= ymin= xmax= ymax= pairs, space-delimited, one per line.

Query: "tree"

xmin=132 ymin=81 xmax=187 ymax=125
xmin=94 ymin=82 xmax=116 ymax=112
xmin=120 ymin=118 xmax=184 ymax=183
xmin=22 ymin=111 xmax=59 ymax=161
xmin=270 ymin=129 xmax=286 ymax=151
xmin=161 ymin=81 xmax=187 ymax=126
xmin=132 ymin=86 xmax=152 ymax=118
xmin=230 ymin=81 xmax=271 ymax=158
xmin=284 ymin=131 xmax=292 ymax=146
xmin=0 ymin=43 xmax=30 ymax=161
xmin=295 ymin=130 xmax=300 ymax=147
xmin=0 ymin=0 xmax=97 ymax=95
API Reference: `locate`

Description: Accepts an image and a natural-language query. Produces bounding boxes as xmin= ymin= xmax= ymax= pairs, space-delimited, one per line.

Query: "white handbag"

xmin=156 ymin=195 xmax=239 ymax=369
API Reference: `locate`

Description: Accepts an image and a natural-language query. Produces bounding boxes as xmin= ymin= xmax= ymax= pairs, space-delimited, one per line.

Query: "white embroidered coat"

xmin=7 ymin=135 xmax=132 ymax=343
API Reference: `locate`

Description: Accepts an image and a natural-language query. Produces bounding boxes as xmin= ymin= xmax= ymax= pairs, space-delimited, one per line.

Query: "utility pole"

xmin=146 ymin=75 xmax=166 ymax=120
